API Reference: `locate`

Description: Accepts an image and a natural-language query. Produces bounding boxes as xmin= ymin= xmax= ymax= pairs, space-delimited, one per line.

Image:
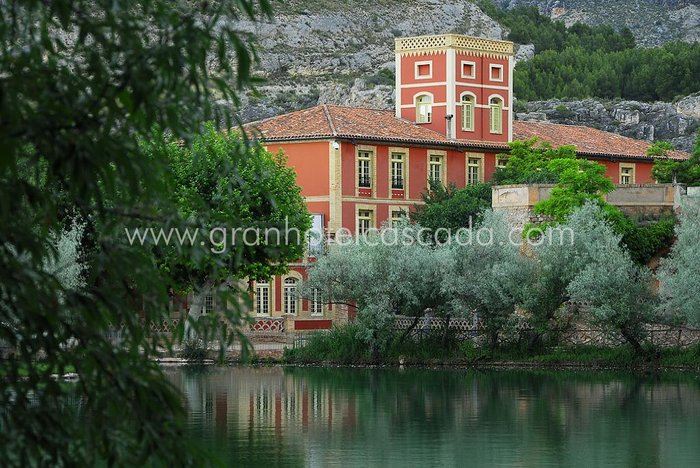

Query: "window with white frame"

xmin=467 ymin=157 xmax=482 ymax=185
xmin=489 ymin=97 xmax=503 ymax=134
xmin=490 ymin=64 xmax=503 ymax=82
xmin=461 ymin=61 xmax=476 ymax=79
xmin=283 ymin=278 xmax=298 ymax=315
xmin=461 ymin=94 xmax=475 ymax=131
xmin=357 ymin=209 xmax=373 ymax=235
xmin=416 ymin=94 xmax=432 ymax=124
xmin=391 ymin=152 xmax=405 ymax=189
xmin=255 ymin=281 xmax=270 ymax=316
xmin=357 ymin=151 xmax=372 ymax=188
xmin=496 ymin=157 xmax=509 ymax=169
xmin=311 ymin=288 xmax=324 ymax=316
xmin=429 ymin=155 xmax=444 ymax=184
xmin=415 ymin=61 xmax=432 ymax=79
xmin=391 ymin=209 xmax=406 ymax=228
xmin=620 ymin=164 xmax=635 ymax=185
xmin=204 ymin=294 xmax=214 ymax=314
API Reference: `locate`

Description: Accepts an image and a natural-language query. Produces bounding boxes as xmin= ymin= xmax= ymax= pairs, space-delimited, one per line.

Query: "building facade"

xmin=178 ymin=34 xmax=690 ymax=328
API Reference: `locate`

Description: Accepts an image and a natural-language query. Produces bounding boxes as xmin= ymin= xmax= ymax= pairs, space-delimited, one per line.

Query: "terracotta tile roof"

xmin=247 ymin=104 xmax=464 ymax=148
xmin=247 ymin=105 xmax=690 ymax=161
xmin=513 ymin=121 xmax=689 ymax=161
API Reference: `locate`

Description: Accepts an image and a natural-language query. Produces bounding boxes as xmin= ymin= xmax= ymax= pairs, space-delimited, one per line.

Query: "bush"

xmin=284 ymin=324 xmax=369 ymax=364
xmin=180 ymin=339 xmax=209 ymax=362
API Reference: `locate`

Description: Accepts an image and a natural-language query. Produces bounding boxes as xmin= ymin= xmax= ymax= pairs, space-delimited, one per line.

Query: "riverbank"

xmin=277 ymin=342 xmax=700 ymax=372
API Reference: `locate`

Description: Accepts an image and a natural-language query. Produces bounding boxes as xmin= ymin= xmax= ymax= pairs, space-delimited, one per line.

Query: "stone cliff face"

xmin=237 ymin=0 xmax=503 ymax=122
xmin=235 ymin=0 xmax=699 ymax=152
xmin=495 ymin=0 xmax=700 ymax=47
xmin=516 ymin=95 xmax=700 ymax=152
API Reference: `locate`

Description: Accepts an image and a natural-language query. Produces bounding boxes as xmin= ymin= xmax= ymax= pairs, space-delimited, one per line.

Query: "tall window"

xmin=311 ymin=288 xmax=324 ymax=316
xmin=357 ymin=151 xmax=372 ymax=188
xmin=416 ymin=94 xmax=432 ymax=124
xmin=255 ymin=281 xmax=270 ymax=316
xmin=357 ymin=209 xmax=373 ymax=235
xmin=283 ymin=278 xmax=298 ymax=315
xmin=461 ymin=95 xmax=475 ymax=131
xmin=204 ymin=294 xmax=214 ymax=314
xmin=391 ymin=152 xmax=405 ymax=189
xmin=468 ymin=157 xmax=482 ymax=185
xmin=489 ymin=97 xmax=503 ymax=134
xmin=429 ymin=155 xmax=443 ymax=184
xmin=620 ymin=165 xmax=635 ymax=185
xmin=391 ymin=209 xmax=406 ymax=228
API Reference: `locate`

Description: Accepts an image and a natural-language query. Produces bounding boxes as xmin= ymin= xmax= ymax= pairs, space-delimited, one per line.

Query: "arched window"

xmin=415 ymin=94 xmax=432 ymax=124
xmin=461 ymin=94 xmax=475 ymax=131
xmin=283 ymin=278 xmax=298 ymax=315
xmin=489 ymin=96 xmax=503 ymax=134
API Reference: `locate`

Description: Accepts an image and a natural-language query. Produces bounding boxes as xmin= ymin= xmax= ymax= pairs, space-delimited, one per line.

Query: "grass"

xmin=284 ymin=326 xmax=700 ymax=370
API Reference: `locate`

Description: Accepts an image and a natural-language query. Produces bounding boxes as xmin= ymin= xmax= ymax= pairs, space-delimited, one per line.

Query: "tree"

xmin=300 ymin=222 xmax=448 ymax=359
xmin=442 ymin=210 xmax=530 ymax=350
xmin=142 ymin=124 xmax=310 ymax=339
xmin=565 ymin=204 xmax=660 ymax=355
xmin=652 ymin=130 xmax=700 ymax=186
xmin=492 ymin=139 xmax=578 ymax=185
xmin=0 ymin=0 xmax=273 ymax=465
xmin=657 ymin=199 xmax=700 ymax=325
xmin=410 ymin=181 xmax=492 ymax=242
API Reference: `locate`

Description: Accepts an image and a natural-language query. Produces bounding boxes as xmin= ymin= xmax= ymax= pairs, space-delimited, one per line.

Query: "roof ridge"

xmin=321 ymin=104 xmax=337 ymax=136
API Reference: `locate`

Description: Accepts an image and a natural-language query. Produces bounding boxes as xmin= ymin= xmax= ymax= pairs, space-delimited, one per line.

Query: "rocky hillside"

xmin=495 ymin=0 xmax=700 ymax=47
xmin=235 ymin=0 xmax=700 ymax=152
xmin=236 ymin=0 xmax=503 ymax=122
xmin=517 ymin=95 xmax=700 ymax=151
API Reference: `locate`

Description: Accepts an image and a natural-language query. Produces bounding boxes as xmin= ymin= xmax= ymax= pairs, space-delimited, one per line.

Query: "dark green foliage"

xmin=0 ymin=0 xmax=275 ymax=465
xmin=410 ymin=181 xmax=492 ymax=240
xmin=478 ymin=1 xmax=700 ymax=102
xmin=181 ymin=339 xmax=210 ymax=362
xmin=652 ymin=130 xmax=700 ymax=186
xmin=492 ymin=139 xmax=579 ymax=185
xmin=606 ymin=211 xmax=677 ymax=265
xmin=284 ymin=324 xmax=370 ymax=364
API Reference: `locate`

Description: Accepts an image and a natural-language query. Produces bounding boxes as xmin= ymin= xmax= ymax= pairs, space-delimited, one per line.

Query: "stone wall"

xmin=492 ymin=183 xmax=684 ymax=227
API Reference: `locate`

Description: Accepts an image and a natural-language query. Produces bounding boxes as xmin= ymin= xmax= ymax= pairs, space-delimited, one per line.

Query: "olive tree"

xmin=442 ymin=210 xmax=530 ymax=349
xmin=300 ymin=222 xmax=448 ymax=358
xmin=657 ymin=199 xmax=700 ymax=325
xmin=565 ymin=204 xmax=660 ymax=355
xmin=0 ymin=0 xmax=273 ymax=465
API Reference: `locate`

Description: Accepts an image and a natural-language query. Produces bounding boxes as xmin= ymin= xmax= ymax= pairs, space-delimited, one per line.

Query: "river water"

xmin=163 ymin=366 xmax=700 ymax=467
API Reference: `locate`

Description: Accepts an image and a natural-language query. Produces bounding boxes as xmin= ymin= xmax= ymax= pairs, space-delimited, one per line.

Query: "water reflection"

xmin=163 ymin=366 xmax=700 ymax=467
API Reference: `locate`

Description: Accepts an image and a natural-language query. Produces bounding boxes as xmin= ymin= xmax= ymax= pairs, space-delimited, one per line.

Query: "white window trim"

xmin=355 ymin=145 xmax=377 ymax=197
xmin=414 ymin=60 xmax=433 ymax=80
xmin=389 ymin=148 xmax=409 ymax=195
xmin=619 ymin=163 xmax=636 ymax=185
xmin=389 ymin=206 xmax=409 ymax=228
xmin=488 ymin=94 xmax=504 ymax=135
xmin=310 ymin=288 xmax=324 ymax=316
xmin=489 ymin=64 xmax=504 ymax=82
xmin=356 ymin=205 xmax=376 ymax=236
xmin=427 ymin=151 xmax=447 ymax=187
xmin=282 ymin=276 xmax=299 ymax=316
xmin=460 ymin=92 xmax=477 ymax=132
xmin=254 ymin=280 xmax=271 ymax=316
xmin=460 ymin=60 xmax=476 ymax=79
xmin=415 ymin=92 xmax=434 ymax=124
xmin=466 ymin=153 xmax=485 ymax=185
